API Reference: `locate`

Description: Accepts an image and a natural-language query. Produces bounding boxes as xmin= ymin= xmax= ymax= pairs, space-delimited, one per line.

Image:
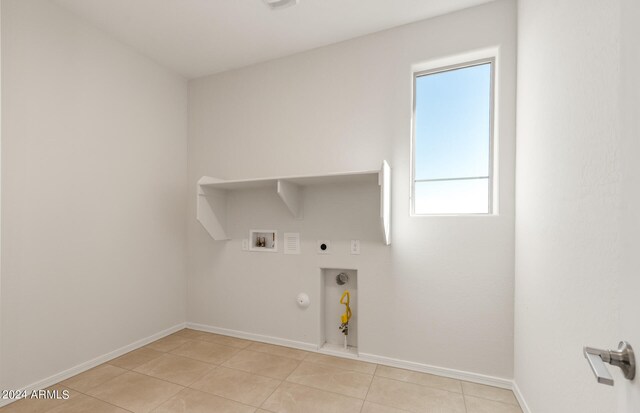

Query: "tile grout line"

xmin=164 ymin=351 xmax=234 ymax=366
xmin=279 ymin=379 xmax=373 ymax=404
xmin=302 ymin=359 xmax=376 ymax=374
xmin=257 ymin=373 xmax=287 ymax=412
xmin=141 ymin=347 xmax=302 ymax=383
xmin=247 ymin=343 xmax=505 ymax=404
xmin=280 ymin=358 xmax=381 ymax=403
xmin=372 ymin=365 xmax=519 ymax=402
xmin=70 ymin=361 xmax=189 ymax=411
xmin=361 ymin=366 xmax=420 ymax=413
xmin=361 ymin=374 xmax=465 ymax=413
xmin=29 ymin=373 xmax=137 ymax=413
xmin=135 ymin=361 xmax=275 ymax=412
xmin=245 ymin=342 xmax=310 ymax=360
xmin=103 ymin=358 xmax=391 ymax=413
xmin=362 ymin=401 xmax=415 ymax=413
xmin=88 ymin=351 xmax=458 ymax=408
xmin=358 ymin=363 xmax=377 ymax=413
xmin=176 ymin=358 xmax=292 ymax=411
xmin=57 ymin=364 xmax=386 ymax=413
xmin=189 ymin=332 xmax=310 ymax=360
xmin=104 ymin=350 xmax=503 ymax=409
xmin=81 ymin=364 xmax=261 ymax=412
xmin=461 ymin=381 xmax=521 ymax=407
xmin=164 ymin=389 xmax=260 ymax=412
xmin=177 ymin=383 xmax=268 ymax=412
xmin=294 ymin=359 xmax=376 ymax=376
xmin=176 ymin=330 xmax=377 ymax=370
xmin=79 ymin=372 xmax=184 ymax=413
xmin=176 ymin=329 xmax=517 ymax=400
xmin=373 ymin=372 xmax=465 ymax=396
xmin=3 ymin=333 xmax=293 ymax=411
xmin=215 ymin=361 xmax=294 ymax=382
xmin=464 ymin=394 xmax=523 ymax=409
xmin=19 ymin=331 xmax=517 ymax=413
xmin=54 ymin=384 xmax=136 ymax=413
xmin=81 ymin=394 xmax=137 ymax=413
xmin=261 ymin=380 xmax=372 ymax=410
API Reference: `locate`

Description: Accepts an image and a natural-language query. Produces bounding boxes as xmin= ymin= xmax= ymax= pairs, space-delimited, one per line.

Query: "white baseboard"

xmin=512 ymin=380 xmax=532 ymax=413
xmin=0 ymin=322 xmax=187 ymax=409
xmin=358 ymin=352 xmax=512 ymax=389
xmin=187 ymin=322 xmax=318 ymax=352
xmin=187 ymin=322 xmax=513 ymax=390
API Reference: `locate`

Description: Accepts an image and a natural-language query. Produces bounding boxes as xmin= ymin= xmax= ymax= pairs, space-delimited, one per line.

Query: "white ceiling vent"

xmin=263 ymin=0 xmax=299 ymax=10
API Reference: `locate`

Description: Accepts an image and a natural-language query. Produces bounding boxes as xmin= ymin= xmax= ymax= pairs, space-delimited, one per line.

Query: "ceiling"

xmin=55 ymin=0 xmax=494 ymax=79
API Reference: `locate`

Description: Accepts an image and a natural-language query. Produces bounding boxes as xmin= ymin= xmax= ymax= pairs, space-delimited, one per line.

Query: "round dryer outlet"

xmin=317 ymin=240 xmax=331 ymax=254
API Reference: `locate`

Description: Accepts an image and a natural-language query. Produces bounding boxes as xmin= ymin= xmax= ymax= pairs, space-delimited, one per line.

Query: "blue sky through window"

xmin=414 ymin=62 xmax=492 ymax=214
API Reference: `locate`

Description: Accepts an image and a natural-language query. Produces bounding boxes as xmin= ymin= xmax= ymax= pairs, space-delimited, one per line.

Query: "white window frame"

xmin=410 ymin=56 xmax=497 ymax=216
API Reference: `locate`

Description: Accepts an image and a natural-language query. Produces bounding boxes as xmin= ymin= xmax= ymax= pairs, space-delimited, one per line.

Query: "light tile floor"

xmin=1 ymin=329 xmax=523 ymax=413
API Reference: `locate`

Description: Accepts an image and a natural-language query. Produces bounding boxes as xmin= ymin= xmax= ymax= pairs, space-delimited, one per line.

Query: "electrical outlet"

xmin=350 ymin=240 xmax=360 ymax=255
xmin=317 ymin=240 xmax=331 ymax=254
xmin=241 ymin=239 xmax=249 ymax=251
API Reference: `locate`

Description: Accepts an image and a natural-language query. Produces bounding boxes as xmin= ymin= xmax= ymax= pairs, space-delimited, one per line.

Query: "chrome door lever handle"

xmin=583 ymin=341 xmax=636 ymax=386
xmin=584 ymin=347 xmax=615 ymax=385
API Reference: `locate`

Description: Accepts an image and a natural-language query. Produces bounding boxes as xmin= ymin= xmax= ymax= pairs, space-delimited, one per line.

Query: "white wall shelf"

xmin=197 ymin=161 xmax=391 ymax=245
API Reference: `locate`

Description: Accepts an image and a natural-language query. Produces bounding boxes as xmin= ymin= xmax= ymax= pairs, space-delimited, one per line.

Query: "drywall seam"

xmin=187 ymin=322 xmax=513 ymax=389
xmin=0 ymin=322 xmax=186 ymax=409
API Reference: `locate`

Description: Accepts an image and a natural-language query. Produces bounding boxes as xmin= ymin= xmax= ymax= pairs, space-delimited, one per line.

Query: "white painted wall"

xmin=188 ymin=0 xmax=516 ymax=380
xmin=1 ymin=0 xmax=188 ymax=391
xmin=514 ymin=0 xmax=640 ymax=411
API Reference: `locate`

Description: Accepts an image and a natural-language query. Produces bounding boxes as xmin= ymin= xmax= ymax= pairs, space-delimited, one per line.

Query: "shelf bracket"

xmin=277 ymin=179 xmax=303 ymax=220
xmin=197 ymin=177 xmax=229 ymax=240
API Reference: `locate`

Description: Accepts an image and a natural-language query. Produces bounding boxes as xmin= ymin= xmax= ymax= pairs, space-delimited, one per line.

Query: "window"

xmin=412 ymin=59 xmax=495 ymax=215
